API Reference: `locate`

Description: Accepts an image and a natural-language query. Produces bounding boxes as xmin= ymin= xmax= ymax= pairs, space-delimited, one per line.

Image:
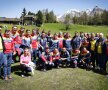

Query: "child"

xmin=20 ymin=48 xmax=35 ymax=77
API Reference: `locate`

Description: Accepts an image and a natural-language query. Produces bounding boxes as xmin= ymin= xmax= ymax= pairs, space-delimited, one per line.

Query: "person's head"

xmin=96 ymin=33 xmax=99 ymax=37
xmin=58 ymin=32 xmax=63 ymax=37
xmin=32 ymin=29 xmax=36 ymax=35
xmin=24 ymin=48 xmax=30 ymax=56
xmin=91 ymin=33 xmax=95 ymax=39
xmin=99 ymin=33 xmax=103 ymax=38
xmin=87 ymin=33 xmax=91 ymax=38
xmin=62 ymin=47 xmax=66 ymax=52
xmin=75 ymin=31 xmax=79 ymax=37
xmin=65 ymin=32 xmax=70 ymax=38
xmin=12 ymin=26 xmax=18 ymax=33
xmin=46 ymin=47 xmax=50 ymax=53
xmin=26 ymin=30 xmax=31 ymax=36
xmin=20 ymin=27 xmax=25 ymax=34
xmin=53 ymin=48 xmax=59 ymax=54
xmin=83 ymin=37 xmax=87 ymax=42
xmin=63 ymin=32 xmax=66 ymax=37
xmin=80 ymin=32 xmax=84 ymax=37
xmin=5 ymin=30 xmax=11 ymax=38
xmin=48 ymin=30 xmax=51 ymax=35
xmin=41 ymin=33 xmax=46 ymax=38
xmin=53 ymin=34 xmax=58 ymax=40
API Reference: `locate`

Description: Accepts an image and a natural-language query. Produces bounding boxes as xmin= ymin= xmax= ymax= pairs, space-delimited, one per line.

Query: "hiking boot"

xmin=21 ymin=74 xmax=25 ymax=78
xmin=8 ymin=76 xmax=12 ymax=79
xmin=4 ymin=76 xmax=8 ymax=81
xmin=42 ymin=69 xmax=46 ymax=72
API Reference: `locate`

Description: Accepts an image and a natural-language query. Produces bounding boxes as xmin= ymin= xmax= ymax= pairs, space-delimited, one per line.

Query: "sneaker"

xmin=42 ymin=69 xmax=46 ymax=72
xmin=8 ymin=76 xmax=12 ymax=79
xmin=57 ymin=66 xmax=60 ymax=69
xmin=21 ymin=74 xmax=25 ymax=78
xmin=4 ymin=77 xmax=8 ymax=81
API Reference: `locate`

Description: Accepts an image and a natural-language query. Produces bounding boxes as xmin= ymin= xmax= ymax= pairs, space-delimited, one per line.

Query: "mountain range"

xmin=57 ymin=6 xmax=105 ymax=22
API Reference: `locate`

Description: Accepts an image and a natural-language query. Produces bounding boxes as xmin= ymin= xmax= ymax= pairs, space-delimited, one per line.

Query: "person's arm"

xmin=55 ymin=54 xmax=60 ymax=60
xmin=41 ymin=55 xmax=47 ymax=62
xmin=20 ymin=55 xmax=25 ymax=65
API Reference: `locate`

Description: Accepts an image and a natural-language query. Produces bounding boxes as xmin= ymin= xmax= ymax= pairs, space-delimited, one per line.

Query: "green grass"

xmin=1 ymin=23 xmax=108 ymax=36
xmin=0 ymin=63 xmax=108 ymax=90
xmin=0 ymin=23 xmax=108 ymax=90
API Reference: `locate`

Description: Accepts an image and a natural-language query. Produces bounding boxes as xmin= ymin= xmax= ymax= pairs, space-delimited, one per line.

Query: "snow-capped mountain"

xmin=90 ymin=6 xmax=104 ymax=16
xmin=57 ymin=6 xmax=104 ymax=22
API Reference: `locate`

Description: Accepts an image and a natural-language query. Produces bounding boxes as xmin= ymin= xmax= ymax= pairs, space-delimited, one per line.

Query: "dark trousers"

xmin=90 ymin=51 xmax=96 ymax=68
xmin=97 ymin=53 xmax=103 ymax=70
xmin=103 ymin=55 xmax=108 ymax=71
xmin=20 ymin=64 xmax=31 ymax=74
xmin=53 ymin=59 xmax=61 ymax=68
xmin=38 ymin=59 xmax=52 ymax=70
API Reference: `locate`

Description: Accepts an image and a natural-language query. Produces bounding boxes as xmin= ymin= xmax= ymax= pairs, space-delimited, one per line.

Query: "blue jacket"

xmin=63 ymin=39 xmax=72 ymax=50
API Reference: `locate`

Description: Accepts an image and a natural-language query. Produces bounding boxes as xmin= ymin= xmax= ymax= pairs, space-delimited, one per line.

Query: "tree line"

xmin=21 ymin=8 xmax=57 ymax=26
xmin=72 ymin=10 xmax=108 ymax=25
xmin=21 ymin=8 xmax=108 ymax=27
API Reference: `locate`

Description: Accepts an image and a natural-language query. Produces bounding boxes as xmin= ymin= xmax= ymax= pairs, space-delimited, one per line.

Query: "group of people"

xmin=0 ymin=25 xmax=108 ymax=80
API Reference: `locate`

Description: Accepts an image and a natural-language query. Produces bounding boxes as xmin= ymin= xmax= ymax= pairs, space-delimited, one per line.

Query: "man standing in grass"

xmin=3 ymin=30 xmax=15 ymax=80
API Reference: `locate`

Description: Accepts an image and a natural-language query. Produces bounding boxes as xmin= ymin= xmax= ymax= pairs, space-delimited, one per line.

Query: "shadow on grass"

xmin=92 ymin=69 xmax=107 ymax=75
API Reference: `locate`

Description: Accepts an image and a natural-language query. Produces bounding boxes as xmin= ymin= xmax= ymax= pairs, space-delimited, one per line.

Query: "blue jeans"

xmin=0 ymin=52 xmax=4 ymax=76
xmin=3 ymin=53 xmax=12 ymax=78
xmin=32 ymin=49 xmax=38 ymax=64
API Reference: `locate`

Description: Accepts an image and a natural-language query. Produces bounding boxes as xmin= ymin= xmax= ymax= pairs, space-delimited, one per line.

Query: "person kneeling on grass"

xmin=40 ymin=47 xmax=53 ymax=71
xmin=60 ymin=47 xmax=70 ymax=67
xmin=20 ymin=48 xmax=36 ymax=77
xmin=52 ymin=48 xmax=61 ymax=68
xmin=71 ymin=48 xmax=80 ymax=68
xmin=78 ymin=47 xmax=91 ymax=70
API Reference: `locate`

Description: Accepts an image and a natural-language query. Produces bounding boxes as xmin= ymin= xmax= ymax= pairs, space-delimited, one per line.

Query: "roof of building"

xmin=0 ymin=17 xmax=20 ymax=22
xmin=24 ymin=15 xmax=35 ymax=18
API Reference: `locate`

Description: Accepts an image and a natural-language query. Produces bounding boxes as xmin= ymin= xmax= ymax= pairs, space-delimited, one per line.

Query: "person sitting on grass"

xmin=40 ymin=47 xmax=53 ymax=71
xmin=20 ymin=48 xmax=35 ymax=77
xmin=78 ymin=47 xmax=91 ymax=70
xmin=60 ymin=47 xmax=70 ymax=67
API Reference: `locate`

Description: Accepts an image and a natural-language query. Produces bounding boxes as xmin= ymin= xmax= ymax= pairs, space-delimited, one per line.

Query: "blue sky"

xmin=0 ymin=0 xmax=108 ymax=18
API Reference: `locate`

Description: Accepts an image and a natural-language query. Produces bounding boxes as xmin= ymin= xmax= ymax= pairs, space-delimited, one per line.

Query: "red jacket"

xmin=3 ymin=37 xmax=15 ymax=53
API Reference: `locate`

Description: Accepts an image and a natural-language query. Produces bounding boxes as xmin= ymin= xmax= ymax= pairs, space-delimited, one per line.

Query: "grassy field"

xmin=0 ymin=23 xmax=108 ymax=36
xmin=0 ymin=23 xmax=108 ymax=90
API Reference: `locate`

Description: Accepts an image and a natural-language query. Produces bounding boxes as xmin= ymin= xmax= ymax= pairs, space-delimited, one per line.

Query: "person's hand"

xmin=53 ymin=58 xmax=55 ymax=60
xmin=45 ymin=61 xmax=48 ymax=64
xmin=49 ymin=62 xmax=52 ymax=65
xmin=13 ymin=51 xmax=17 ymax=55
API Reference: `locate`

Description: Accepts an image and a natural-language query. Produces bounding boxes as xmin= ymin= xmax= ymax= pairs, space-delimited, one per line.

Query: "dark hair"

xmin=26 ymin=29 xmax=30 ymax=33
xmin=5 ymin=30 xmax=10 ymax=33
